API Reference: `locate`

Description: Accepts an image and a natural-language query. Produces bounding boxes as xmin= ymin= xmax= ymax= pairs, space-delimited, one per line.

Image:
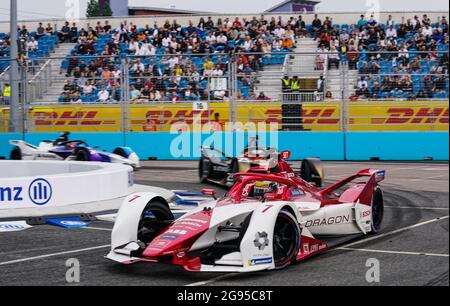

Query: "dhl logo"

xmin=262 ymin=108 xmax=339 ymax=125
xmin=131 ymin=110 xmax=215 ymax=125
xmin=32 ymin=111 xmax=116 ymax=125
xmin=371 ymin=108 xmax=449 ymax=124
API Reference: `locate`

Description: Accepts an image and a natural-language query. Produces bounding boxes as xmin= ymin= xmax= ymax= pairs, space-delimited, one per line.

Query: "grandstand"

xmin=0 ymin=12 xmax=448 ymax=105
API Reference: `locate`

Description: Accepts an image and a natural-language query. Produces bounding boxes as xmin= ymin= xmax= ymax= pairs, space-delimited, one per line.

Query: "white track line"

xmin=185 ymin=273 xmax=240 ymax=287
xmin=337 ymin=247 xmax=449 ymax=257
xmin=0 ymin=245 xmax=110 ymax=267
xmin=385 ymin=206 xmax=449 ymax=211
xmin=339 ymin=215 xmax=449 ymax=249
xmin=83 ymin=227 xmax=113 ymax=231
xmin=186 ymin=216 xmax=449 ymax=286
xmin=410 ymin=175 xmax=449 ymax=181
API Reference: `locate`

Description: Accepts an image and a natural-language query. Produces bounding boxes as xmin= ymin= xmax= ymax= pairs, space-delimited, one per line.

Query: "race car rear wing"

xmin=318 ymin=169 xmax=385 ymax=204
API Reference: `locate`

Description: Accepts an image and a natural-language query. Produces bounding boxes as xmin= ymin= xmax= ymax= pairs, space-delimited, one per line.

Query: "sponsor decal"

xmin=0 ymin=186 xmax=23 ymax=202
xmin=303 ymin=243 xmax=310 ymax=254
xmin=361 ymin=211 xmax=371 ymax=218
xmin=46 ymin=217 xmax=90 ymax=229
xmin=248 ymin=257 xmax=273 ymax=266
xmin=262 ymin=205 xmax=274 ymax=213
xmin=253 ymin=232 xmax=270 ymax=251
xmin=0 ymin=221 xmax=32 ymax=232
xmin=166 ymin=229 xmax=188 ymax=235
xmin=0 ymin=178 xmax=52 ymax=206
xmin=128 ymin=195 xmax=141 ymax=203
xmin=128 ymin=171 xmax=134 ymax=187
xmin=305 ymin=215 xmax=350 ymax=227
xmin=28 ymin=178 xmax=52 ymax=205
xmin=160 ymin=234 xmax=179 ymax=240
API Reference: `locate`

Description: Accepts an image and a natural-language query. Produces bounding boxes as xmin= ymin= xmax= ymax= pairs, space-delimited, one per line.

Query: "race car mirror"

xmin=281 ymin=150 xmax=291 ymax=160
xmin=201 ymin=188 xmax=217 ymax=200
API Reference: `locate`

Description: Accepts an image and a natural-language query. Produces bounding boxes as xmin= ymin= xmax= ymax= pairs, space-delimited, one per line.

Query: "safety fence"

xmin=0 ymin=100 xmax=448 ymax=133
xmin=0 ymin=51 xmax=448 ymax=133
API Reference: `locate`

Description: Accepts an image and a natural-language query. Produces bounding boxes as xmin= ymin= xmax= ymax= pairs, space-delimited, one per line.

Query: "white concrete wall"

xmin=0 ymin=160 xmax=133 ymax=209
xmin=0 ymin=11 xmax=448 ymax=33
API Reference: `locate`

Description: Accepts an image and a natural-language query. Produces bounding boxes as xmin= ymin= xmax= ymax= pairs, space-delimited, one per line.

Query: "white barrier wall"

xmin=0 ymin=11 xmax=448 ymax=32
xmin=0 ymin=160 xmax=134 ymax=209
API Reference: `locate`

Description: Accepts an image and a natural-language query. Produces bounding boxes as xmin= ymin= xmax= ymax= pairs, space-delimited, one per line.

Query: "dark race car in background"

xmin=199 ymin=144 xmax=324 ymax=188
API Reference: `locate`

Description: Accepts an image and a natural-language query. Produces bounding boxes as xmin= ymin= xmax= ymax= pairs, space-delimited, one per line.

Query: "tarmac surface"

xmin=0 ymin=161 xmax=448 ymax=286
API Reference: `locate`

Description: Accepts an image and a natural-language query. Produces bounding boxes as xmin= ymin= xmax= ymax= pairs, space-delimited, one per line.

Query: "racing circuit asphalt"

xmin=0 ymin=161 xmax=448 ymax=286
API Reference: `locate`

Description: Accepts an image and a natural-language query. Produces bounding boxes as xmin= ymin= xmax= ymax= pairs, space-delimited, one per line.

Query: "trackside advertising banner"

xmin=0 ymin=101 xmax=448 ymax=132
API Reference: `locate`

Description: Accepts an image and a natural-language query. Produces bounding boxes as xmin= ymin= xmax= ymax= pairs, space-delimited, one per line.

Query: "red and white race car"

xmin=106 ymin=153 xmax=385 ymax=272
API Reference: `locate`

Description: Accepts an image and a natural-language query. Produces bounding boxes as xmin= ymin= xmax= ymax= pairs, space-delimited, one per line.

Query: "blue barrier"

xmin=345 ymin=132 xmax=449 ymax=161
xmin=0 ymin=132 xmax=448 ymax=161
xmin=0 ymin=133 xmax=22 ymax=159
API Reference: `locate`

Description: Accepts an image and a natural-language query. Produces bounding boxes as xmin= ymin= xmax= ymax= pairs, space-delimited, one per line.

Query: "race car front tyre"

xmin=138 ymin=200 xmax=174 ymax=244
xmin=10 ymin=147 xmax=22 ymax=160
xmin=75 ymin=149 xmax=89 ymax=161
xmin=371 ymin=188 xmax=384 ymax=234
xmin=113 ymin=147 xmax=127 ymax=158
xmin=273 ymin=209 xmax=300 ymax=269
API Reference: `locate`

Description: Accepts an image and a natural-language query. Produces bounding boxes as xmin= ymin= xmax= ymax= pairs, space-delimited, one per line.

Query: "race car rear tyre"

xmin=273 ymin=209 xmax=300 ymax=269
xmin=10 ymin=147 xmax=22 ymax=160
xmin=199 ymin=158 xmax=210 ymax=183
xmin=113 ymin=147 xmax=127 ymax=158
xmin=371 ymin=188 xmax=384 ymax=234
xmin=75 ymin=149 xmax=89 ymax=161
xmin=300 ymin=158 xmax=324 ymax=187
xmin=138 ymin=200 xmax=174 ymax=244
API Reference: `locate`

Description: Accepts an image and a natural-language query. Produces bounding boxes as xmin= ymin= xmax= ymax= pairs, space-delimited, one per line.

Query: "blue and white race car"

xmin=9 ymin=132 xmax=140 ymax=168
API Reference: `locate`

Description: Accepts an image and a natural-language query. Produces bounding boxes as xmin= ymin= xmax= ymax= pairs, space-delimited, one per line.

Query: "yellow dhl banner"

xmin=348 ymin=102 xmax=448 ymax=131
xmin=0 ymin=101 xmax=448 ymax=132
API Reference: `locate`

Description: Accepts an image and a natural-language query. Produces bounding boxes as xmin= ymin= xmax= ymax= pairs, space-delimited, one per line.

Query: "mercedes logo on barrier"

xmin=28 ymin=178 xmax=52 ymax=206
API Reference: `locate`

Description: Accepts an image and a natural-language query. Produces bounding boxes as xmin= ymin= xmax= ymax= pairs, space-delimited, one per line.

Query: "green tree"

xmin=86 ymin=0 xmax=99 ymax=17
xmin=103 ymin=1 xmax=113 ymax=17
xmin=86 ymin=0 xmax=113 ymax=17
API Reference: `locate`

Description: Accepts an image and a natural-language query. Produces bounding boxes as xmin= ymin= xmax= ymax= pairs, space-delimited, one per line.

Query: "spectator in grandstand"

xmin=59 ymin=92 xmax=71 ymax=103
xmin=45 ymin=23 xmax=54 ymax=35
xmin=435 ymin=75 xmax=447 ymax=93
xmin=325 ymin=91 xmax=333 ymax=101
xmin=311 ymin=14 xmax=322 ymax=41
xmin=328 ymin=45 xmax=340 ymax=69
xmin=315 ymin=45 xmax=327 ymax=70
xmin=317 ymin=75 xmax=325 ymax=93
xmin=36 ymin=23 xmax=45 ymax=39
xmin=2 ymin=83 xmax=10 ymax=105
xmin=416 ymin=89 xmax=427 ymax=99
xmin=386 ymin=15 xmax=396 ymax=27
xmin=282 ymin=75 xmax=291 ymax=93
xmin=58 ymin=22 xmax=72 ymax=43
xmin=97 ymin=86 xmax=110 ymax=102
xmin=0 ymin=42 xmax=9 ymax=57
xmin=356 ymin=83 xmax=370 ymax=98
xmin=357 ymin=15 xmax=368 ymax=28
xmin=27 ymin=37 xmax=38 ymax=51
xmin=347 ymin=45 xmax=359 ymax=70
xmin=70 ymin=23 xmax=78 ymax=43
xmin=256 ymin=92 xmax=270 ymax=101
xmin=423 ymin=76 xmax=436 ymax=98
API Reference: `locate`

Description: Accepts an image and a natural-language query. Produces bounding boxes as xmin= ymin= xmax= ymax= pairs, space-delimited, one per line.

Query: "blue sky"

xmin=0 ymin=0 xmax=448 ymax=22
